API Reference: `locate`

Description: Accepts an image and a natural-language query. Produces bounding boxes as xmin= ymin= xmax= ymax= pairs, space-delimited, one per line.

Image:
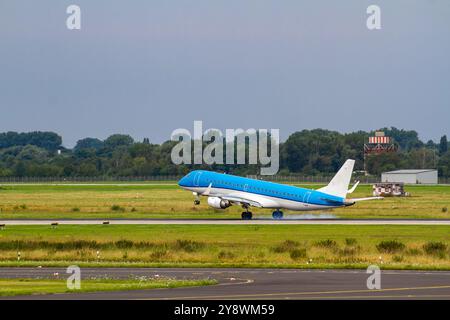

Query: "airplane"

xmin=178 ymin=159 xmax=383 ymax=220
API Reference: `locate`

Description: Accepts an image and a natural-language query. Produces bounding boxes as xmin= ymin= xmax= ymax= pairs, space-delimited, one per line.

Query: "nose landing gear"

xmin=193 ymin=192 xmax=200 ymax=205
xmin=272 ymin=210 xmax=284 ymax=219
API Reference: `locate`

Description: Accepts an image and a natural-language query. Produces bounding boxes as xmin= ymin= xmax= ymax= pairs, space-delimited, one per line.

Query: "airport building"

xmin=381 ymin=169 xmax=438 ymax=184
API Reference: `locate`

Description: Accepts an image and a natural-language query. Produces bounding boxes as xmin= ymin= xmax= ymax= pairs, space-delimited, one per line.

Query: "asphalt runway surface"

xmin=1 ymin=219 xmax=450 ymax=225
xmin=1 ymin=267 xmax=450 ymax=300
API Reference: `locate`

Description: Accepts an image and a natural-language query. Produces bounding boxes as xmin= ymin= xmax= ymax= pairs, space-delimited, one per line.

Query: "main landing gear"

xmin=272 ymin=210 xmax=284 ymax=220
xmin=241 ymin=211 xmax=253 ymax=220
xmin=241 ymin=205 xmax=253 ymax=220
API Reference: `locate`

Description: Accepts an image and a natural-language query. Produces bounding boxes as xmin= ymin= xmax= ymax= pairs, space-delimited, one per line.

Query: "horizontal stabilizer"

xmin=347 ymin=196 xmax=384 ymax=203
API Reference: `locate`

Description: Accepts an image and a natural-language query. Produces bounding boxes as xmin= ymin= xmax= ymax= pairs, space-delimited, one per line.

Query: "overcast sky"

xmin=1 ymin=0 xmax=449 ymax=147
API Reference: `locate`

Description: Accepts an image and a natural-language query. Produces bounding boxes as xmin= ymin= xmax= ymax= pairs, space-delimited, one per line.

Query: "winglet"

xmin=347 ymin=181 xmax=360 ymax=194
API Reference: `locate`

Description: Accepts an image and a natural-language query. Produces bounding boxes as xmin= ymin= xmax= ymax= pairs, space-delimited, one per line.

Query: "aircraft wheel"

xmin=241 ymin=212 xmax=253 ymax=220
xmin=194 ymin=200 xmax=200 ymax=205
xmin=272 ymin=210 xmax=283 ymax=219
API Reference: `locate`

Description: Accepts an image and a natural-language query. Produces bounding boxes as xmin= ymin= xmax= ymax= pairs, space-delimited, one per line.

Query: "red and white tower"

xmin=364 ymin=131 xmax=397 ymax=173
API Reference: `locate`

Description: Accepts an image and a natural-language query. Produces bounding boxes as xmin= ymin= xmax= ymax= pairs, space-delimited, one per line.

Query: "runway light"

xmin=51 ymin=222 xmax=58 ymax=228
xmin=0 ymin=224 xmax=5 ymax=230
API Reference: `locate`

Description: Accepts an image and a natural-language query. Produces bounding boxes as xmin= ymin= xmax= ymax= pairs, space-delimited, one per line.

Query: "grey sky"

xmin=1 ymin=0 xmax=449 ymax=147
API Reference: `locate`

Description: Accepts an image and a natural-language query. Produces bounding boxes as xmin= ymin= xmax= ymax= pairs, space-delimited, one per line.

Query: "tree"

xmin=426 ymin=140 xmax=436 ymax=149
xmin=378 ymin=127 xmax=422 ymax=151
xmin=17 ymin=145 xmax=48 ymax=163
xmin=438 ymin=151 xmax=450 ymax=178
xmin=365 ymin=153 xmax=405 ymax=176
xmin=104 ymin=134 xmax=134 ymax=149
xmin=281 ymin=129 xmax=344 ymax=173
xmin=439 ymin=135 xmax=448 ymax=155
xmin=0 ymin=167 xmax=13 ymax=177
xmin=0 ymin=128 xmax=447 ymax=178
xmin=74 ymin=138 xmax=104 ymax=151
xmin=406 ymin=148 xmax=436 ymax=169
xmin=14 ymin=161 xmax=26 ymax=177
xmin=27 ymin=132 xmax=62 ymax=151
xmin=0 ymin=131 xmax=62 ymax=151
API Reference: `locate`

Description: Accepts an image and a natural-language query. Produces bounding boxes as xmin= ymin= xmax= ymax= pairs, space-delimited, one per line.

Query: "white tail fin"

xmin=318 ymin=159 xmax=355 ymax=199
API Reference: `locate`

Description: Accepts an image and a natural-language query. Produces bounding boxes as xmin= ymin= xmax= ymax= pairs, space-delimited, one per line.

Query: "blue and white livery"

xmin=178 ymin=159 xmax=382 ymax=219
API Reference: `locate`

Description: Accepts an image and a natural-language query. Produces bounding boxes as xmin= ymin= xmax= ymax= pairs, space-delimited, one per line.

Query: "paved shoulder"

xmin=2 ymin=268 xmax=450 ymax=300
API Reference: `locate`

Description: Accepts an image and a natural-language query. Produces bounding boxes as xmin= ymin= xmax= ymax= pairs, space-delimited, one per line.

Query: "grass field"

xmin=1 ymin=224 xmax=450 ymax=270
xmin=1 ymin=183 xmax=449 ymax=271
xmin=0 ymin=277 xmax=216 ymax=296
xmin=0 ymin=183 xmax=449 ymax=219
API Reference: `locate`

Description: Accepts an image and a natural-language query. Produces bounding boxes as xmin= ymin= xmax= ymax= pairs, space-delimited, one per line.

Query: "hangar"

xmin=381 ymin=169 xmax=438 ymax=184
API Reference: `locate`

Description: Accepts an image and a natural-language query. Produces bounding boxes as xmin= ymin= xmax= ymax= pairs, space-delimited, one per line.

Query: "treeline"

xmin=0 ymin=128 xmax=449 ymax=178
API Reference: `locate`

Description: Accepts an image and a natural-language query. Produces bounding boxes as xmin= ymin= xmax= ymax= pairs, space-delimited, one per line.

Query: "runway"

xmin=1 ymin=219 xmax=450 ymax=225
xmin=1 ymin=267 xmax=450 ymax=300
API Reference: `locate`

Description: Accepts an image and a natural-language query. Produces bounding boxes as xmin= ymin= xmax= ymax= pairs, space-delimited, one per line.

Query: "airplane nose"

xmin=178 ymin=176 xmax=188 ymax=187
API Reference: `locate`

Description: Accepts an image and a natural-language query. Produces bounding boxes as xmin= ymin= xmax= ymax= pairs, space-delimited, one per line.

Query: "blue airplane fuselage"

xmin=178 ymin=170 xmax=347 ymax=211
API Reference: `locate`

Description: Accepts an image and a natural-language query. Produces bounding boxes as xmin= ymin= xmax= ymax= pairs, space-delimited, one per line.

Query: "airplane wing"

xmin=201 ymin=183 xmax=263 ymax=207
xmin=218 ymin=195 xmax=263 ymax=208
xmin=203 ymin=183 xmax=212 ymax=196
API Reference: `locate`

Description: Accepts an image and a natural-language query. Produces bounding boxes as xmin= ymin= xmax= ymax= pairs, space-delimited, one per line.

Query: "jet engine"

xmin=207 ymin=197 xmax=231 ymax=209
